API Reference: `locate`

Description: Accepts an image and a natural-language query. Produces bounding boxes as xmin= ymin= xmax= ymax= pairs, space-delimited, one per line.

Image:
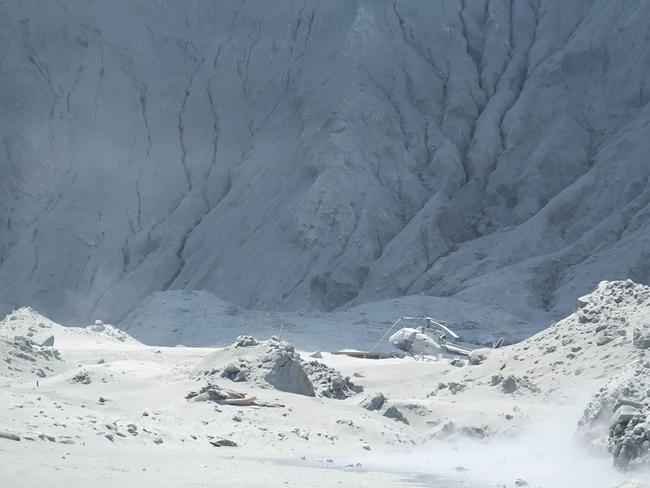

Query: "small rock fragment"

xmin=210 ymin=439 xmax=237 ymax=447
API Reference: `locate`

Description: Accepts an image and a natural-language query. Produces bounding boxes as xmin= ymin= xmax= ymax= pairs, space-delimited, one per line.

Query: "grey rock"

xmin=362 ymin=393 xmax=386 ymax=411
xmin=235 ymin=336 xmax=258 ymax=348
xmin=501 ymin=376 xmax=518 ymax=394
xmin=596 ymin=333 xmax=615 ymax=346
xmin=448 ymin=382 xmax=467 ymax=395
xmin=383 ymin=406 xmax=409 ymax=425
xmin=263 ymin=352 xmax=315 ymax=397
xmin=490 ymin=374 xmax=539 ymax=394
xmin=210 ymin=439 xmax=237 ymax=447
xmin=450 ymin=357 xmax=465 ymax=367
xmin=633 ymin=329 xmax=650 ymax=350
xmin=611 ymin=405 xmax=642 ymax=427
xmin=0 ymin=432 xmax=20 ymax=441
xmin=579 ymin=359 xmax=650 ymax=469
xmin=223 ymin=362 xmax=241 ymax=375
xmin=461 ymin=426 xmax=488 ymax=439
xmin=36 ymin=335 xmax=55 ymax=347
xmin=468 ymin=349 xmax=489 ymax=366
xmin=71 ymin=370 xmax=91 ymax=385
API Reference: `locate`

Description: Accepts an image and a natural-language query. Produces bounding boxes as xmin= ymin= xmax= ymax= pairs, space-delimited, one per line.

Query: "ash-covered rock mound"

xmin=579 ymin=360 xmax=650 ymax=470
xmin=194 ymin=336 xmax=362 ymax=399
xmin=440 ymin=280 xmax=650 ymax=444
xmin=480 ymin=281 xmax=650 ymax=388
xmin=0 ymin=308 xmax=139 ymax=347
xmin=0 ymin=309 xmax=65 ymax=380
xmin=0 ymin=335 xmax=62 ymax=381
xmin=557 ymin=280 xmax=650 ymax=470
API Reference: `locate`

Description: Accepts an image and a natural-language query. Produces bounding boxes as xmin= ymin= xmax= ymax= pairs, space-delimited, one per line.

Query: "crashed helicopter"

xmin=331 ymin=316 xmax=503 ymax=360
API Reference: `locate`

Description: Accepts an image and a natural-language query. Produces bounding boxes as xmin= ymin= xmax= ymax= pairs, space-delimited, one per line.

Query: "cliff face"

xmin=1 ymin=0 xmax=650 ymax=325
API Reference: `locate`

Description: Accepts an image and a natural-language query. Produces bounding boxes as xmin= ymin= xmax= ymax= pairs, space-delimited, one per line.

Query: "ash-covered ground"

xmin=0 ymin=281 xmax=649 ymax=487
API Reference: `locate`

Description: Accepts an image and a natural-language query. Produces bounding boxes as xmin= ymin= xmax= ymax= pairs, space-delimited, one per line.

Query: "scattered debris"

xmin=489 ymin=375 xmax=539 ymax=394
xmin=71 ymin=370 xmax=92 ymax=385
xmin=431 ymin=382 xmax=467 ymax=395
xmin=210 ymin=439 xmax=237 ymax=447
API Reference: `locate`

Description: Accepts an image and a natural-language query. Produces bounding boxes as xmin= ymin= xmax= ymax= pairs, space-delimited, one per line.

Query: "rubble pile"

xmin=8 ymin=335 xmax=61 ymax=362
xmin=302 ymin=360 xmax=362 ymax=399
xmin=196 ymin=336 xmax=361 ymax=399
xmin=85 ymin=320 xmax=133 ymax=343
xmin=0 ymin=334 xmax=62 ymax=380
xmin=579 ymin=360 xmax=650 ymax=470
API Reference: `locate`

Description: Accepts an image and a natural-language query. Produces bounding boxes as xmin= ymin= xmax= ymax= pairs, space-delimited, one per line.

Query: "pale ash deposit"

xmin=1 ymin=281 xmax=649 ymax=487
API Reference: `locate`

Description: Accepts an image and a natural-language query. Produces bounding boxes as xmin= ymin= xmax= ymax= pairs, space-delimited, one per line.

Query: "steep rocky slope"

xmin=1 ymin=0 xmax=650 ymax=326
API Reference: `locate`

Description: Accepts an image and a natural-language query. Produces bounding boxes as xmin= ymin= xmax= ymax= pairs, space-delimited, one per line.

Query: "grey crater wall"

xmin=1 ymin=0 xmax=650 ymax=324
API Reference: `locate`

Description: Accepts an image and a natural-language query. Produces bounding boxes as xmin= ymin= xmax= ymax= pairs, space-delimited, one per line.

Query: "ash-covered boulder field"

xmin=2 ymin=0 xmax=650 ymax=336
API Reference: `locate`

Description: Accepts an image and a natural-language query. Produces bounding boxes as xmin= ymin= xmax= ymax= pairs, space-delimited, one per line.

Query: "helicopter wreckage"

xmin=332 ymin=317 xmax=503 ymax=360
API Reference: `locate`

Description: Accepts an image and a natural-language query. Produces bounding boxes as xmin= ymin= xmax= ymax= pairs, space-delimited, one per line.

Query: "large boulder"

xmin=262 ymin=349 xmax=314 ymax=397
xmin=362 ymin=392 xmax=386 ymax=411
xmin=468 ymin=348 xmax=490 ymax=365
